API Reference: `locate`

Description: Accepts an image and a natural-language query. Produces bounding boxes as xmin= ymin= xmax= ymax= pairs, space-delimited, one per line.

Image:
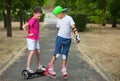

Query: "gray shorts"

xmin=27 ymin=38 xmax=40 ymax=50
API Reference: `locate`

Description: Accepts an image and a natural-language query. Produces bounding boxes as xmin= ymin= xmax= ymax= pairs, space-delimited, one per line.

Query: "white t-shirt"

xmin=56 ymin=15 xmax=75 ymax=38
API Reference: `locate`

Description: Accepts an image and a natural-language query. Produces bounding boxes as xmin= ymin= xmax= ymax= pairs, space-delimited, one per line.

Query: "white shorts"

xmin=27 ymin=39 xmax=40 ymax=50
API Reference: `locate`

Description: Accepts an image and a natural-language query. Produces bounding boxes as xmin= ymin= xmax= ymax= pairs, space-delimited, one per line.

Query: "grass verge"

xmin=79 ymin=24 xmax=120 ymax=81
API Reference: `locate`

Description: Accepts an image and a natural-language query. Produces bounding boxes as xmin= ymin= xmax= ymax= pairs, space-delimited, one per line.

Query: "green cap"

xmin=53 ymin=6 xmax=63 ymax=15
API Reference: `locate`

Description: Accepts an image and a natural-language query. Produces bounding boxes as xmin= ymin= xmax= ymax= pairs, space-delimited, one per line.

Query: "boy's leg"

xmin=45 ymin=36 xmax=62 ymax=77
xmin=49 ymin=36 xmax=62 ymax=65
xmin=45 ymin=55 xmax=56 ymax=77
xmin=62 ymin=60 xmax=67 ymax=67
xmin=49 ymin=56 xmax=56 ymax=65
xmin=62 ymin=39 xmax=71 ymax=66
xmin=61 ymin=39 xmax=71 ymax=77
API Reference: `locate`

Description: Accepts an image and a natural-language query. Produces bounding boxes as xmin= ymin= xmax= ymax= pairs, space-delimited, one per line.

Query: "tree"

xmin=12 ymin=0 xmax=45 ymax=30
xmin=54 ymin=0 xmax=120 ymax=28
xmin=2 ymin=0 xmax=13 ymax=37
xmin=0 ymin=0 xmax=7 ymax=28
xmin=88 ymin=9 xmax=110 ymax=33
xmin=0 ymin=0 xmax=45 ymax=37
xmin=6 ymin=1 xmax=12 ymax=37
xmin=78 ymin=0 xmax=120 ymax=28
xmin=109 ymin=0 xmax=120 ymax=27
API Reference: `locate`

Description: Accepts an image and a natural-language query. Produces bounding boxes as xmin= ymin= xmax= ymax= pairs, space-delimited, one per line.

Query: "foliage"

xmin=0 ymin=0 xmax=45 ymax=37
xmin=40 ymin=14 xmax=45 ymax=22
xmin=43 ymin=0 xmax=54 ymax=7
xmin=69 ymin=13 xmax=87 ymax=31
xmin=54 ymin=0 xmax=120 ymax=28
xmin=88 ymin=9 xmax=111 ymax=25
xmin=54 ymin=0 xmax=87 ymax=31
xmin=109 ymin=0 xmax=120 ymax=16
xmin=109 ymin=0 xmax=120 ymax=27
xmin=0 ymin=13 xmax=3 ymax=20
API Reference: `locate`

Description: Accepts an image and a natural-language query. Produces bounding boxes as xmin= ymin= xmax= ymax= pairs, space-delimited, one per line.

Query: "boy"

xmin=44 ymin=6 xmax=80 ymax=78
xmin=22 ymin=6 xmax=45 ymax=73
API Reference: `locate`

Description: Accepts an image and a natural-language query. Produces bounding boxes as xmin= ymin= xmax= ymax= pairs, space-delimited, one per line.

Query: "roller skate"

xmin=21 ymin=68 xmax=35 ymax=79
xmin=61 ymin=66 xmax=68 ymax=79
xmin=44 ymin=64 xmax=56 ymax=79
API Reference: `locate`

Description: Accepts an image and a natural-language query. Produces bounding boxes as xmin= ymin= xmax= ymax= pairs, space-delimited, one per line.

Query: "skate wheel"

xmin=63 ymin=74 xmax=68 ymax=80
xmin=47 ymin=74 xmax=56 ymax=79
xmin=43 ymin=70 xmax=48 ymax=76
xmin=64 ymin=76 xmax=68 ymax=80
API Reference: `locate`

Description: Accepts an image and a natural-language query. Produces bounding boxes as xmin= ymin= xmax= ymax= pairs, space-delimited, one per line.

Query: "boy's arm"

xmin=71 ymin=24 xmax=80 ymax=44
xmin=57 ymin=28 xmax=59 ymax=33
xmin=72 ymin=25 xmax=79 ymax=35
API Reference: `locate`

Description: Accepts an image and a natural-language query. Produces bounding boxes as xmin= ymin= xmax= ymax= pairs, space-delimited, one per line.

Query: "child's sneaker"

xmin=44 ymin=64 xmax=56 ymax=78
xmin=61 ymin=66 xmax=68 ymax=79
xmin=26 ymin=68 xmax=34 ymax=73
xmin=38 ymin=65 xmax=46 ymax=71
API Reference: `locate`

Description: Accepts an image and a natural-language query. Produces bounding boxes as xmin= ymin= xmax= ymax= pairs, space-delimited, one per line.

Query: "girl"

xmin=22 ymin=6 xmax=45 ymax=73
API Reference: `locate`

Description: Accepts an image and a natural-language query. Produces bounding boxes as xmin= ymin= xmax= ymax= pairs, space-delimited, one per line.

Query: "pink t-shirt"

xmin=27 ymin=17 xmax=40 ymax=41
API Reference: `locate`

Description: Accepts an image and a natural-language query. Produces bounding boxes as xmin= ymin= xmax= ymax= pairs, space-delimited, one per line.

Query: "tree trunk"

xmin=112 ymin=16 xmax=117 ymax=28
xmin=23 ymin=15 xmax=26 ymax=24
xmin=3 ymin=11 xmax=7 ymax=28
xmin=19 ymin=9 xmax=23 ymax=30
xmin=102 ymin=23 xmax=106 ymax=26
xmin=6 ymin=6 xmax=12 ymax=37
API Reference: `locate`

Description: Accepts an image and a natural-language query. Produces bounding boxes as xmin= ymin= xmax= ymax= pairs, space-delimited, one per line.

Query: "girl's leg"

xmin=27 ymin=50 xmax=35 ymax=69
xmin=34 ymin=48 xmax=46 ymax=71
xmin=35 ymin=49 xmax=43 ymax=68
xmin=35 ymin=40 xmax=42 ymax=68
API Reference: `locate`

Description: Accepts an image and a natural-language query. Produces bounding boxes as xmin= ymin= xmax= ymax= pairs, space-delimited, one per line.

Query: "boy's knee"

xmin=62 ymin=55 xmax=67 ymax=60
xmin=54 ymin=54 xmax=61 ymax=59
xmin=53 ymin=54 xmax=67 ymax=60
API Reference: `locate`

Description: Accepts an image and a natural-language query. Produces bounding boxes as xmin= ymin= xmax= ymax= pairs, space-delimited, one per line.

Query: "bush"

xmin=40 ymin=13 xmax=45 ymax=22
xmin=69 ymin=13 xmax=87 ymax=31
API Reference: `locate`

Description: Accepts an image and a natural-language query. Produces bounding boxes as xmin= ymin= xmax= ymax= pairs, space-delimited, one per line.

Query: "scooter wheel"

xmin=21 ymin=70 xmax=29 ymax=79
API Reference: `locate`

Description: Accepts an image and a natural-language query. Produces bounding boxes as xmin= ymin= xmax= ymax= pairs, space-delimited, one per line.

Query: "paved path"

xmin=0 ymin=13 xmax=108 ymax=81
